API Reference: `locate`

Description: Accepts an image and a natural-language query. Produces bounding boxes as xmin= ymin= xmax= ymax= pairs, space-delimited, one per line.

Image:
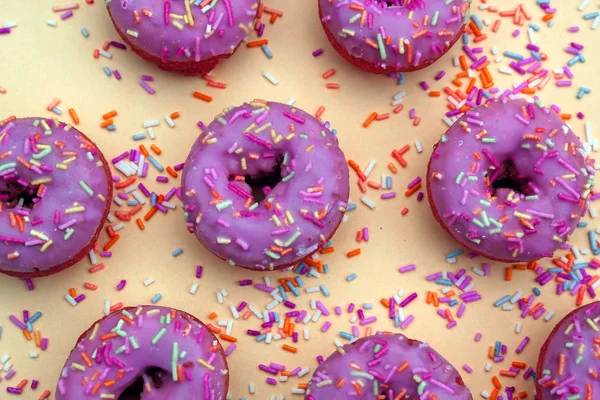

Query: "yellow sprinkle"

xmin=65 ymin=206 xmax=86 ymax=214
xmin=285 ymin=210 xmax=294 ymax=224
xmin=255 ymin=122 xmax=272 ymax=134
xmin=286 ymin=134 xmax=295 ymax=141
xmin=89 ymin=323 xmax=99 ymax=340
xmin=241 ymin=158 xmax=247 ymax=171
xmin=40 ymin=240 xmax=53 ymax=252
xmin=55 ymin=163 xmax=68 ymax=170
xmin=31 ymin=178 xmax=52 ymax=185
xmin=126 ymin=30 xmax=139 ymax=38
xmin=63 ymin=156 xmax=76 ymax=164
xmin=171 ymin=20 xmax=184 ymax=30
xmin=198 ymin=359 xmax=215 ymax=371
xmin=30 ymin=230 xmax=49 ymax=241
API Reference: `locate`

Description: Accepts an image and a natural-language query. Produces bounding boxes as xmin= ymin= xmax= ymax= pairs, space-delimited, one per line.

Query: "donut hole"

xmin=488 ymin=159 xmax=533 ymax=197
xmin=118 ymin=366 xmax=168 ymax=400
xmin=229 ymin=157 xmax=283 ymax=204
xmin=0 ymin=180 xmax=41 ymax=209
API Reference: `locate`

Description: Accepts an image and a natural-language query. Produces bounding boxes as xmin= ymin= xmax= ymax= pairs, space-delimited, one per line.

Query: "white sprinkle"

xmin=364 ymin=160 xmax=376 ymax=177
xmin=360 ymin=196 xmax=375 ymax=209
xmin=104 ymin=299 xmax=110 ymax=315
xmin=46 ymin=19 xmax=57 ymax=26
xmin=143 ymin=120 xmax=159 ymax=128
xmin=262 ymin=71 xmax=279 ymax=85
xmin=165 ymin=116 xmax=175 ymax=128
xmin=144 ymin=278 xmax=154 ymax=286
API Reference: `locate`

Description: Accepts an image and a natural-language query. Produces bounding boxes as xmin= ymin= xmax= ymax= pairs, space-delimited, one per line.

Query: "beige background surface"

xmin=1 ymin=1 xmax=599 ymax=398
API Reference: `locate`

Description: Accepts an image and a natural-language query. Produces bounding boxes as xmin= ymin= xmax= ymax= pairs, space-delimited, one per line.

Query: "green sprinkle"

xmin=151 ymin=328 xmax=167 ymax=345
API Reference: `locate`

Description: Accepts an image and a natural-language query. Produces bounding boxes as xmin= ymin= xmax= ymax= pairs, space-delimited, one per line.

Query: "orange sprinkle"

xmin=282 ymin=344 xmax=298 ymax=353
xmin=167 ymin=166 xmax=178 ymax=178
xmin=150 ymin=144 xmax=162 ymax=155
xmin=219 ymin=334 xmax=238 ymax=342
xmin=83 ymin=282 xmax=97 ymax=290
xmin=347 ymin=248 xmax=361 ymax=258
xmin=135 ymin=218 xmax=145 ymax=230
xmin=170 ymin=111 xmax=180 ymax=119
xmin=68 ymin=108 xmax=80 ymax=125
xmin=326 ymin=83 xmax=340 ymax=89
xmin=492 ymin=375 xmax=502 ymax=389
xmin=246 ymin=39 xmax=268 ymax=48
xmin=193 ymin=91 xmax=212 ymax=102
xmin=102 ymin=110 xmax=118 ymax=120
xmin=505 ymin=267 xmax=513 ymax=281
xmin=103 ymin=234 xmax=120 ymax=251
xmin=429 ymin=91 xmax=441 ymax=97
xmin=208 ymin=312 xmax=218 ymax=320
xmin=363 ymin=112 xmax=378 ymax=128
xmin=100 ymin=119 xmax=113 ymax=128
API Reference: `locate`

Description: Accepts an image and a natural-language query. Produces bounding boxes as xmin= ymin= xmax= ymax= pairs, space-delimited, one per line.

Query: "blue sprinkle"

xmin=394 ymin=314 xmax=400 ymax=327
xmin=340 ymin=331 xmax=354 ymax=340
xmin=584 ymin=11 xmax=600 ymax=20
xmin=28 ymin=312 xmax=42 ymax=324
xmin=261 ymin=44 xmax=273 ymax=59
xmin=471 ymin=14 xmax=483 ymax=30
xmin=589 ymin=231 xmax=598 ymax=251
xmin=446 ymin=249 xmax=463 ymax=259
xmin=323 ymin=264 xmax=329 ymax=274
xmin=273 ymin=313 xmax=280 ymax=323
xmin=547 ymin=20 xmax=554 ymax=27
xmin=147 ymin=155 xmax=165 ymax=172
xmin=449 ymin=299 xmax=459 ymax=307
xmin=462 ymin=32 xmax=469 ymax=44
xmin=494 ymin=295 xmax=511 ymax=307
xmin=322 ymin=241 xmax=333 ymax=249
xmin=399 ymin=73 xmax=405 ymax=85
xmin=529 ymin=23 xmax=541 ymax=31
xmin=52 ymin=107 xmax=62 ymax=115
xmin=286 ymin=281 xmax=300 ymax=297
xmin=494 ymin=341 xmax=501 ymax=357
xmin=331 ymin=129 xmax=337 ymax=135
xmin=132 ymin=133 xmax=146 ymax=141
xmin=294 ymin=276 xmax=304 ymax=288
xmin=531 ymin=51 xmax=542 ymax=61
xmin=278 ymin=286 xmax=287 ymax=301
xmin=256 ymin=334 xmax=266 ymax=342
xmin=547 ymin=267 xmax=563 ymax=273
xmin=81 ymin=28 xmax=89 ymax=37
xmin=127 ymin=200 xmax=139 ymax=206
xmin=151 ymin=293 xmax=162 ymax=303
xmin=386 ymin=176 xmax=392 ymax=189
xmin=363 ymin=303 xmax=373 ymax=310
xmin=294 ymin=262 xmax=306 ymax=274
xmin=103 ymin=66 xmax=112 ymax=76
xmin=503 ymin=51 xmax=524 ymax=60
xmin=573 ymin=263 xmax=589 ymax=270
xmin=346 ymin=273 xmax=357 ymax=282
xmin=320 ymin=285 xmax=330 ymax=297
xmin=435 ymin=278 xmax=453 ymax=286
xmin=26 ymin=321 xmax=33 ymax=332
xmin=346 ymin=203 xmax=357 ymax=212
xmin=578 ymin=222 xmax=588 ymax=227
xmin=107 ymin=125 xmax=117 ymax=131
xmin=567 ymin=55 xmax=580 ymax=67
xmin=533 ymin=288 xmax=541 ymax=296
xmin=151 ymin=193 xmax=157 ymax=206
xmin=172 ymin=248 xmax=183 ymax=257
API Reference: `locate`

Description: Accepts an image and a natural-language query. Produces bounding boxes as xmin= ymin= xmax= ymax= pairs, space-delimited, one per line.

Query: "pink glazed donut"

xmin=427 ymin=99 xmax=595 ymax=262
xmin=182 ymin=100 xmax=350 ymax=271
xmin=536 ymin=301 xmax=600 ymax=398
xmin=56 ymin=305 xmax=229 ymax=399
xmin=318 ymin=0 xmax=471 ymax=74
xmin=106 ymin=0 xmax=260 ymax=76
xmin=305 ymin=333 xmax=472 ymax=399
xmin=0 ymin=117 xmax=112 ymax=278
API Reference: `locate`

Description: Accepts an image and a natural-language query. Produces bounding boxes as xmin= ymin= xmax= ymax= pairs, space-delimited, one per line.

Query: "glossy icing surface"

xmin=427 ymin=99 xmax=595 ymax=262
xmin=319 ymin=0 xmax=471 ymax=71
xmin=56 ymin=305 xmax=228 ymax=399
xmin=0 ymin=117 xmax=111 ymax=275
xmin=182 ymin=101 xmax=350 ymax=271
xmin=536 ymin=302 xmax=600 ymax=398
xmin=305 ymin=333 xmax=472 ymax=399
xmin=107 ymin=0 xmax=259 ymax=62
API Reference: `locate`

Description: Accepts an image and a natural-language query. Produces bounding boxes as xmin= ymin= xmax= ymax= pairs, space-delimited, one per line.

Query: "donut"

xmin=56 ymin=305 xmax=229 ymax=399
xmin=426 ymin=99 xmax=595 ymax=262
xmin=106 ymin=0 xmax=260 ymax=76
xmin=536 ymin=302 xmax=600 ymax=398
xmin=0 ymin=117 xmax=112 ymax=278
xmin=318 ymin=0 xmax=471 ymax=74
xmin=181 ymin=100 xmax=350 ymax=271
xmin=304 ymin=333 xmax=472 ymax=399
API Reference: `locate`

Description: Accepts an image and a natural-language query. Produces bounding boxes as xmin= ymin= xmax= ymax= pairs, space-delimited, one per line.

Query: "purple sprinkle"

xmin=196 ymin=266 xmax=203 ymax=278
xmin=238 ymin=280 xmax=252 ymax=286
xmin=0 ymin=27 xmax=11 ymax=34
xmin=140 ymin=80 xmax=156 ymax=95
xmin=110 ymin=40 xmax=127 ymax=50
xmin=60 ymin=10 xmax=73 ymax=20
xmin=141 ymin=75 xmax=154 ymax=81
xmin=312 ymin=48 xmax=324 ymax=57
xmin=113 ymin=70 xmax=122 ymax=80
xmin=116 ymin=280 xmax=126 ymax=291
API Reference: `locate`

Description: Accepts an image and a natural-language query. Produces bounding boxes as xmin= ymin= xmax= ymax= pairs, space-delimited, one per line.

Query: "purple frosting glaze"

xmin=536 ymin=302 xmax=600 ymax=398
xmin=0 ymin=117 xmax=111 ymax=276
xmin=305 ymin=333 xmax=472 ymax=399
xmin=427 ymin=99 xmax=595 ymax=262
xmin=319 ymin=0 xmax=471 ymax=72
xmin=56 ymin=305 xmax=229 ymax=399
xmin=106 ymin=0 xmax=259 ymax=62
xmin=182 ymin=101 xmax=350 ymax=271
